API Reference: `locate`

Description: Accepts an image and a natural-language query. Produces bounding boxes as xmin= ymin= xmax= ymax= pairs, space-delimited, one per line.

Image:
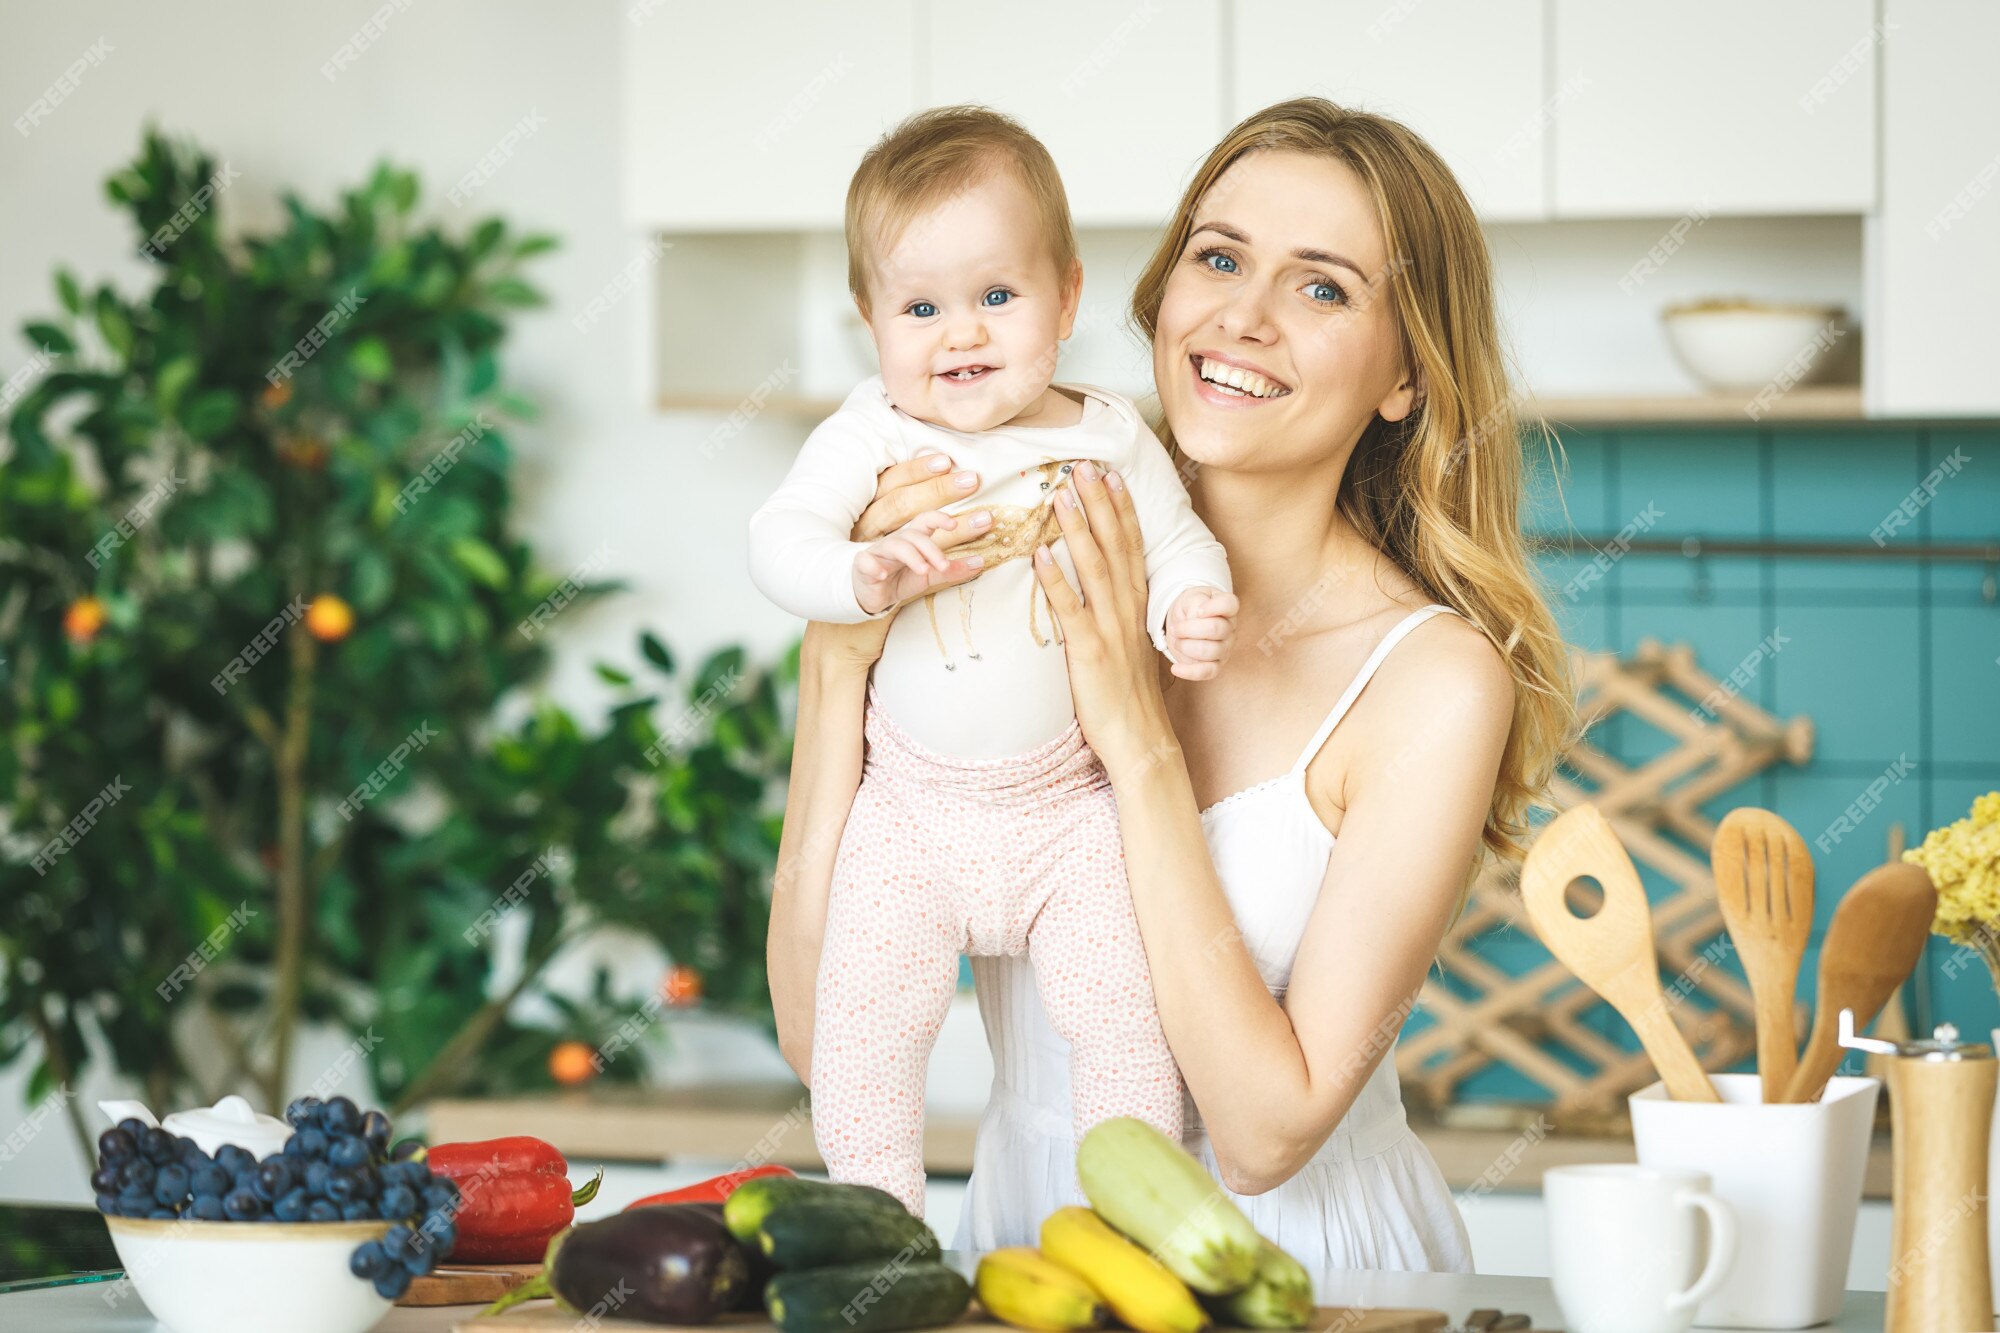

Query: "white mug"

xmin=1545 ymin=1164 xmax=1738 ymax=1333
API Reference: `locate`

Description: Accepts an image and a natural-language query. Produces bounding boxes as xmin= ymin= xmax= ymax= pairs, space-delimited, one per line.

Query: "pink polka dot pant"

xmin=810 ymin=689 xmax=1184 ymax=1217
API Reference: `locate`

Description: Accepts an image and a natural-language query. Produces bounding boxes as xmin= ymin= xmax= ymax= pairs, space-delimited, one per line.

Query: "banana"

xmin=1199 ymin=1236 xmax=1315 ymax=1329
xmin=1075 ymin=1117 xmax=1261 ymax=1294
xmin=1040 ymin=1207 xmax=1211 ymax=1333
xmin=976 ymin=1247 xmax=1111 ymax=1332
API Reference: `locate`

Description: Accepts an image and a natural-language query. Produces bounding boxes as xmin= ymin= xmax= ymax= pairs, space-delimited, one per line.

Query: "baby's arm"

xmin=747 ymin=407 xmax=904 ymax=623
xmin=1111 ymin=425 xmax=1235 ymax=666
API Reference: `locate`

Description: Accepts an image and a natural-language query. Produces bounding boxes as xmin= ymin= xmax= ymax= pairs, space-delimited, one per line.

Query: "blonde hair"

xmin=1131 ymin=97 xmax=1580 ymax=885
xmin=844 ymin=105 xmax=1077 ymax=316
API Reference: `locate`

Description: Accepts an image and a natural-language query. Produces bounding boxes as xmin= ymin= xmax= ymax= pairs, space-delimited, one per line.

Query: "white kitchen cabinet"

xmin=1551 ymin=0 xmax=1877 ymax=217
xmin=1867 ymin=0 xmax=2000 ymax=416
xmin=1228 ymin=0 xmax=1548 ymax=222
xmin=922 ymin=1 xmax=1225 ymax=227
xmin=622 ymin=3 xmax=918 ymax=229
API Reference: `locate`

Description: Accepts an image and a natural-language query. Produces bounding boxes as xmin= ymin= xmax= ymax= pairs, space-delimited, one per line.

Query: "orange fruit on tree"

xmin=63 ymin=596 xmax=107 ymax=644
xmin=661 ymin=964 xmax=703 ymax=1007
xmin=549 ymin=1040 xmax=598 ymax=1086
xmin=261 ymin=380 xmax=292 ymax=410
xmin=304 ymin=594 xmax=353 ymax=642
xmin=277 ymin=434 xmax=328 ymax=471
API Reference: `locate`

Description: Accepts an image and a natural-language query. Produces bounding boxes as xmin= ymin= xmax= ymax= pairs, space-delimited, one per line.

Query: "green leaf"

xmin=351 ymin=546 xmax=396 ymax=613
xmin=469 ymin=218 xmax=506 ymax=259
xmin=596 ymin=664 xmax=633 ymax=686
xmin=55 ymin=268 xmax=82 ymax=316
xmin=450 ymin=537 xmax=509 ymax=590
xmin=511 ymin=234 xmax=559 ymax=259
xmin=485 ymin=278 xmax=543 ymax=308
xmin=94 ymin=290 xmax=133 ymax=359
xmin=640 ymin=633 xmax=674 ymax=674
xmin=349 ymin=336 xmax=393 ymax=382
xmin=22 ymin=321 xmax=73 ymax=357
xmin=155 ymin=356 xmax=198 ymax=416
xmin=181 ymin=390 xmax=238 ymax=439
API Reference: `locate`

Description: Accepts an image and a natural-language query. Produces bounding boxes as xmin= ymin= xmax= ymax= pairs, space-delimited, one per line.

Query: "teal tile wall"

xmin=1439 ymin=420 xmax=2000 ymax=1103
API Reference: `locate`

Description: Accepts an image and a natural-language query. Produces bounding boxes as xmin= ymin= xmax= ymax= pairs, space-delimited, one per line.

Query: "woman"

xmin=767 ymin=98 xmax=1576 ymax=1285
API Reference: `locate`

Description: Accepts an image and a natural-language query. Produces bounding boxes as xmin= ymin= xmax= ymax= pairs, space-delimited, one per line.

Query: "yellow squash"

xmin=1040 ymin=1207 xmax=1210 ymax=1333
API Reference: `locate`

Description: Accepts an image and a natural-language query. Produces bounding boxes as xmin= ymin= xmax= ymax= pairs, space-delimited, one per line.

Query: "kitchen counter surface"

xmin=0 ymin=1261 xmax=1892 ymax=1331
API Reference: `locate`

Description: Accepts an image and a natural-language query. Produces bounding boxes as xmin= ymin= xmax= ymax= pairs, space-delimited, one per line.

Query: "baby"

xmin=748 ymin=106 xmax=1235 ymax=1216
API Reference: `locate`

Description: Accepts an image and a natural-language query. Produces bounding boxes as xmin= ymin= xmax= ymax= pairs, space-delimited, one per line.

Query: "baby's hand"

xmin=852 ymin=510 xmax=986 ymax=615
xmin=1165 ymin=586 xmax=1239 ymax=681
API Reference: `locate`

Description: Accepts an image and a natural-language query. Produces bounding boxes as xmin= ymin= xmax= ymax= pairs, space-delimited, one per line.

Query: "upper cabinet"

xmin=925 ymin=1 xmax=1225 ymax=227
xmin=1868 ymin=0 xmax=2000 ymax=416
xmin=622 ymin=3 xmax=918 ymax=229
xmin=1550 ymin=0 xmax=1878 ymax=217
xmin=1229 ymin=0 xmax=1549 ymax=222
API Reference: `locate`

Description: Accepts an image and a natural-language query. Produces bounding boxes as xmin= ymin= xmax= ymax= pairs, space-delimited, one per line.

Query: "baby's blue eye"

xmin=983 ymin=289 xmax=1012 ymax=307
xmin=908 ymin=301 xmax=937 ymax=319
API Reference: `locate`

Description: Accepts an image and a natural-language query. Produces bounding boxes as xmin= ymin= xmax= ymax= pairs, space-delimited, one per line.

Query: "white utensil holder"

xmin=1629 ymin=1071 xmax=1879 ymax=1329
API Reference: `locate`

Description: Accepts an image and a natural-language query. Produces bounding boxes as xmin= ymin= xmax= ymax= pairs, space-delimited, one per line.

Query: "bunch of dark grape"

xmin=90 ymin=1094 xmax=461 ymax=1303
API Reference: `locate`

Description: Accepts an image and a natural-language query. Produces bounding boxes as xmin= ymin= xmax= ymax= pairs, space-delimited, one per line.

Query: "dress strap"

xmin=1288 ymin=603 xmax=1461 ymax=774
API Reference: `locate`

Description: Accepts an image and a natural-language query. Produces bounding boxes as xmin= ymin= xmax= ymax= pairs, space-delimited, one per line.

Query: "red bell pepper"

xmin=623 ymin=1162 xmax=795 ymax=1210
xmin=425 ymin=1136 xmax=602 ymax=1263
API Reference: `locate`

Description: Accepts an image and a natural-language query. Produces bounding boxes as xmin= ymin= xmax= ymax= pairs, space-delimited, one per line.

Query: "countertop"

xmin=0 ymin=1261 xmax=1891 ymax=1331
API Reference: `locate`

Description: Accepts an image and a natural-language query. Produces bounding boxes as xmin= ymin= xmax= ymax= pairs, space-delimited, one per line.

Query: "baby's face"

xmin=858 ymin=169 xmax=1080 ymax=433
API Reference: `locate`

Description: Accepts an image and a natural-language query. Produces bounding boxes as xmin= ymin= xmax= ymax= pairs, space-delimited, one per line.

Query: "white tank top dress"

xmin=950 ymin=603 xmax=1477 ymax=1288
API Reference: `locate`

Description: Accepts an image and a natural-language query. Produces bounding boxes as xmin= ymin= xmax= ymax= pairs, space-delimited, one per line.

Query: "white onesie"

xmin=748 ymin=374 xmax=1231 ymax=758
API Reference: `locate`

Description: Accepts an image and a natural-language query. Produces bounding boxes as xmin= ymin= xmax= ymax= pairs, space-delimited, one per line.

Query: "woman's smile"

xmin=1189 ymin=351 xmax=1292 ymax=405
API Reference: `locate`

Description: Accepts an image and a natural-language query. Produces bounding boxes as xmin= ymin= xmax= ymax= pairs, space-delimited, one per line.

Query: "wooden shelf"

xmin=424 ymin=1083 xmax=1891 ymax=1197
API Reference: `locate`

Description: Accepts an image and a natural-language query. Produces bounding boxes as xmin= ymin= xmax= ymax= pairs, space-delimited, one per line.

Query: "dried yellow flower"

xmin=1905 ymin=791 xmax=2000 ymax=947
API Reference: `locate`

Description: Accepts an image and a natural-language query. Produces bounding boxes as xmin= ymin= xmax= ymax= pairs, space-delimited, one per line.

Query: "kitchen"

xmin=2 ymin=2 xmax=1998 ymax=1331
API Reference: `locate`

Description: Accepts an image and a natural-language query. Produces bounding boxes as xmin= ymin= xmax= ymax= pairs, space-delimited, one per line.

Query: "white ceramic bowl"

xmin=104 ymin=1215 xmax=393 ymax=1333
xmin=1660 ymin=300 xmax=1846 ymax=392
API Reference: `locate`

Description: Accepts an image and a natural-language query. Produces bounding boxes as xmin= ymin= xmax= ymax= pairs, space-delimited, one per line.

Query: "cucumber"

xmin=723 ymin=1175 xmax=906 ymax=1242
xmin=758 ymin=1200 xmax=938 ymax=1269
xmin=765 ymin=1259 xmax=971 ymax=1333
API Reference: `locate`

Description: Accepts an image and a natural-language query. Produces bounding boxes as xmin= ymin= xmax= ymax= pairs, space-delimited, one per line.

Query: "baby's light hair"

xmin=844 ymin=105 xmax=1076 ymax=316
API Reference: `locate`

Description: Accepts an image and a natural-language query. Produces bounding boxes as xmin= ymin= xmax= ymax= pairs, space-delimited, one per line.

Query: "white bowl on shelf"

xmin=1660 ymin=299 xmax=1847 ymax=392
xmin=103 ymin=1215 xmax=393 ymax=1333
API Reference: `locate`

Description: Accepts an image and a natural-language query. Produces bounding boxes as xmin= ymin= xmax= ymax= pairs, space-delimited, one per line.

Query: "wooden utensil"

xmin=401 ymin=1261 xmax=542 ymax=1307
xmin=1520 ymin=803 xmax=1721 ymax=1102
xmin=1781 ymin=862 xmax=1938 ymax=1104
xmin=1711 ymin=808 xmax=1814 ymax=1102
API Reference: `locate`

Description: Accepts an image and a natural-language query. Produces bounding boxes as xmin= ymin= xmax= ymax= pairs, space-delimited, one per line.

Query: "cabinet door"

xmin=1552 ymin=0 xmax=1877 ymax=217
xmin=1868 ymin=0 xmax=2000 ymax=415
xmin=623 ymin=3 xmax=917 ymax=229
xmin=1228 ymin=0 xmax=1548 ymax=222
xmin=924 ymin=1 xmax=1225 ymax=227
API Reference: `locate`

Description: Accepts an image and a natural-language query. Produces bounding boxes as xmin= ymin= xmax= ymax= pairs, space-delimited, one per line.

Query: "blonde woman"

xmin=768 ymin=98 xmax=1576 ymax=1286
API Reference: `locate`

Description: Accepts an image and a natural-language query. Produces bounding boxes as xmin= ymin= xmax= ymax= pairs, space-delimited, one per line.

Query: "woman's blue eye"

xmin=983 ymin=289 xmax=1012 ymax=307
xmin=1195 ymin=247 xmax=1237 ymax=274
xmin=908 ymin=301 xmax=937 ymax=318
xmin=1305 ymin=280 xmax=1347 ymax=305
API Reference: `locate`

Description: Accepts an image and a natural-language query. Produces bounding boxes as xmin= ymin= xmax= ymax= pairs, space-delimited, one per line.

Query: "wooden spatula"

xmin=1711 ymin=808 xmax=1814 ymax=1102
xmin=1780 ymin=861 xmax=1938 ymax=1104
xmin=1521 ymin=803 xmax=1721 ymax=1102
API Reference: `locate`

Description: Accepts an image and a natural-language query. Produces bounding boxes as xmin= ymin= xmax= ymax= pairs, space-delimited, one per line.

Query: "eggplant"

xmin=676 ymin=1199 xmax=776 ymax=1310
xmin=485 ymin=1202 xmax=750 ymax=1324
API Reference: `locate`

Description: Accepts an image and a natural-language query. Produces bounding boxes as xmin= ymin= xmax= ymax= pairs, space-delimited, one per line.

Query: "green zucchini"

xmin=722 ymin=1175 xmax=906 ymax=1242
xmin=765 ymin=1259 xmax=971 ymax=1333
xmin=758 ymin=1200 xmax=938 ymax=1269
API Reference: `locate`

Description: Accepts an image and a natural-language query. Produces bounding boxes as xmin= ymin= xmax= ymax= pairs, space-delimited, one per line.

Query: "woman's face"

xmin=1153 ymin=149 xmax=1420 ymax=475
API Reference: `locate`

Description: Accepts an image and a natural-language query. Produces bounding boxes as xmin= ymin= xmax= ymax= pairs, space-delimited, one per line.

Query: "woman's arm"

xmin=1032 ymin=463 xmax=1513 ymax=1195
xmin=767 ymin=453 xmax=991 ymax=1083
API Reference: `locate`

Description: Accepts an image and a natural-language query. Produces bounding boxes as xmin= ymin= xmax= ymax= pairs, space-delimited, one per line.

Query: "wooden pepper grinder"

xmin=1841 ymin=1008 xmax=1996 ymax=1331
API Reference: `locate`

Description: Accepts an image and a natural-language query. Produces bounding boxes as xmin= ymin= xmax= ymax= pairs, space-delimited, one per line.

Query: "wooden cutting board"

xmin=402 ymin=1261 xmax=542 ymax=1307
xmin=458 ymin=1303 xmax=1450 ymax=1332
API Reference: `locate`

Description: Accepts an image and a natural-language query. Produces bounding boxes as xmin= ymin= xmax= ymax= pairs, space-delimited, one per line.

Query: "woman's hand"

xmin=811 ymin=450 xmax=990 ymax=673
xmin=1031 ymin=460 xmax=1230 ymax=781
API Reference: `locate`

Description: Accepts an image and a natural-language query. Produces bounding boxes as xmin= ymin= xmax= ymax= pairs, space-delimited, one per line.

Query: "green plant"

xmin=0 ymin=127 xmax=789 ymax=1155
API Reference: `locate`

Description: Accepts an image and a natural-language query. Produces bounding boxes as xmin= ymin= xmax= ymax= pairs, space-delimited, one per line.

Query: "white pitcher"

xmin=98 ymin=1094 xmax=293 ymax=1158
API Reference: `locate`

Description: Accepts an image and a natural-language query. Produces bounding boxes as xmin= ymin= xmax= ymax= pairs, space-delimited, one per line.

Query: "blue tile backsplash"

xmin=1443 ymin=420 xmax=2000 ymax=1102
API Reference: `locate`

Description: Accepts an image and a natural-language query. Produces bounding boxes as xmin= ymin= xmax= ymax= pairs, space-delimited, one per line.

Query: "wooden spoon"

xmin=1522 ymin=803 xmax=1721 ymax=1102
xmin=1711 ymin=808 xmax=1814 ymax=1102
xmin=1780 ymin=861 xmax=1938 ymax=1104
